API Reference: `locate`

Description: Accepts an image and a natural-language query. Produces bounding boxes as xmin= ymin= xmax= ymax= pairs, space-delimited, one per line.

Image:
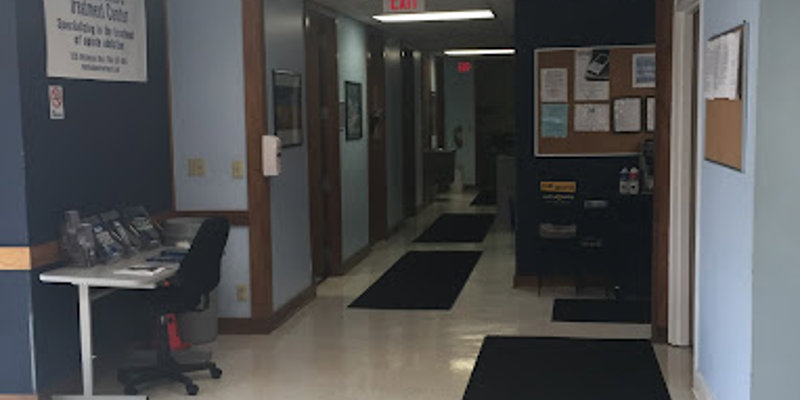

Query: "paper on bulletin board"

xmin=44 ymin=0 xmax=148 ymax=82
xmin=633 ymin=53 xmax=656 ymax=88
xmin=541 ymin=104 xmax=569 ymax=138
xmin=646 ymin=97 xmax=656 ymax=131
xmin=574 ymin=104 xmax=610 ymax=132
xmin=704 ymin=29 xmax=742 ymax=100
xmin=540 ymin=68 xmax=568 ymax=103
xmin=574 ymin=49 xmax=610 ymax=101
xmin=614 ymin=98 xmax=643 ymax=133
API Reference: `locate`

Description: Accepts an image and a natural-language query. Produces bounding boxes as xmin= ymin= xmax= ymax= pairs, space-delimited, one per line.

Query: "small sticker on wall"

xmin=49 ymin=85 xmax=65 ymax=120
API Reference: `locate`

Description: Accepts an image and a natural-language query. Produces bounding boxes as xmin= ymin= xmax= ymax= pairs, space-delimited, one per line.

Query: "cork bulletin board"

xmin=534 ymin=45 xmax=656 ymax=157
xmin=704 ymin=24 xmax=746 ymax=171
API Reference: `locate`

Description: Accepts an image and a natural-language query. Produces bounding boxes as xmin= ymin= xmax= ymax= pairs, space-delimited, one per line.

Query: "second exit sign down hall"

xmin=384 ymin=0 xmax=426 ymax=13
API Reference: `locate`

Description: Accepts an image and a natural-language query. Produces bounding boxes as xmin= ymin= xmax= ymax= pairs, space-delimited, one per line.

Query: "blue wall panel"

xmin=514 ymin=0 xmax=655 ymax=276
xmin=15 ymin=0 xmax=172 ymax=245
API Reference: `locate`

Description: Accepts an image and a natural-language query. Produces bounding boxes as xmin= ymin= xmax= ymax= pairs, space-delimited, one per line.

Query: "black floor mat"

xmin=414 ymin=214 xmax=495 ymax=243
xmin=463 ymin=337 xmax=671 ymax=400
xmin=349 ymin=251 xmax=482 ymax=310
xmin=552 ymin=299 xmax=651 ymax=324
xmin=470 ymin=190 xmax=497 ymax=206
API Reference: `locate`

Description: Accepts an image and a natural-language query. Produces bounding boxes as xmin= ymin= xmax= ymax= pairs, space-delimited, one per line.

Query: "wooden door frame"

xmin=435 ymin=57 xmax=445 ymax=150
xmin=242 ymin=0 xmax=273 ymax=321
xmin=652 ymin=0 xmax=674 ymax=343
xmin=305 ymin=7 xmax=344 ymax=277
xmin=401 ymin=48 xmax=417 ymax=218
xmin=367 ymin=28 xmax=388 ymax=244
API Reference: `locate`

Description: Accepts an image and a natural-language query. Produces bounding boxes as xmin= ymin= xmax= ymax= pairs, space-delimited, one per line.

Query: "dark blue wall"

xmin=0 ymin=0 xmax=172 ymax=392
xmin=16 ymin=0 xmax=173 ymax=245
xmin=515 ymin=0 xmax=655 ymax=276
xmin=0 ymin=0 xmax=29 ymax=246
xmin=0 ymin=272 xmax=35 ymax=394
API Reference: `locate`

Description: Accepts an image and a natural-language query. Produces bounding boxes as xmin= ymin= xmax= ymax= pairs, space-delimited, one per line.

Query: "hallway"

xmin=136 ymin=192 xmax=694 ymax=399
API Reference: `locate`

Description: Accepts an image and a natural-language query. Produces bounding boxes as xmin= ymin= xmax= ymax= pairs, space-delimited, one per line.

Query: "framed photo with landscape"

xmin=273 ymin=70 xmax=303 ymax=147
xmin=345 ymin=81 xmax=363 ymax=141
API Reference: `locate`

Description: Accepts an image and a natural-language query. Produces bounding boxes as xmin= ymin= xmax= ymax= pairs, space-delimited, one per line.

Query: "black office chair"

xmin=118 ymin=217 xmax=230 ymax=396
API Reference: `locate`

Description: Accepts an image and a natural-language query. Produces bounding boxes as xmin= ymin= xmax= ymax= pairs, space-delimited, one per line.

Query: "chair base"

xmin=118 ymin=357 xmax=221 ymax=396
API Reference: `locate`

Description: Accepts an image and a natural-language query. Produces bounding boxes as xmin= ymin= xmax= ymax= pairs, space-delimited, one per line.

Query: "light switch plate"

xmin=232 ymin=160 xmax=245 ymax=180
xmin=236 ymin=285 xmax=249 ymax=302
xmin=188 ymin=158 xmax=206 ymax=177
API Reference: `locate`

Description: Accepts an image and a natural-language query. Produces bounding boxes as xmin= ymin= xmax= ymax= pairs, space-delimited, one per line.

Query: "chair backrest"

xmin=175 ymin=217 xmax=230 ymax=300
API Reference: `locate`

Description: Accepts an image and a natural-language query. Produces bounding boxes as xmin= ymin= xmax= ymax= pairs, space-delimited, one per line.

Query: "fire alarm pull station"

xmin=262 ymin=135 xmax=281 ymax=177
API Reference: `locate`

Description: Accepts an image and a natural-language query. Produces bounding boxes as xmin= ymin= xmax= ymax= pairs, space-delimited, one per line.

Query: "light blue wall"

xmin=264 ymin=0 xmax=313 ymax=308
xmin=167 ymin=0 xmax=251 ymax=318
xmin=168 ymin=0 xmax=248 ymax=212
xmin=696 ymin=0 xmax=759 ymax=399
xmin=444 ymin=58 xmax=476 ymax=186
xmin=751 ymin=0 xmax=800 ymax=398
xmin=385 ymin=41 xmax=404 ymax=230
xmin=337 ymin=17 xmax=370 ymax=260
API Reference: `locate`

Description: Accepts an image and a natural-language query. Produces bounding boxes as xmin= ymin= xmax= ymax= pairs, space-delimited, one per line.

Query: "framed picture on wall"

xmin=345 ymin=81 xmax=363 ymax=141
xmin=273 ymin=70 xmax=303 ymax=147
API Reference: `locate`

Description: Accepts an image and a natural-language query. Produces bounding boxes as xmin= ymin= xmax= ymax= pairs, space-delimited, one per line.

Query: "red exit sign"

xmin=384 ymin=0 xmax=426 ymax=13
xmin=458 ymin=62 xmax=472 ymax=73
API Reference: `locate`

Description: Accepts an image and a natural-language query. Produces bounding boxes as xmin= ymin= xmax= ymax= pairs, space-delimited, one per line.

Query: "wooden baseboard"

xmin=513 ymin=274 xmax=606 ymax=288
xmin=219 ymin=284 xmax=316 ymax=335
xmin=339 ymin=245 xmax=371 ymax=276
xmin=651 ymin=325 xmax=668 ymax=343
xmin=0 ymin=395 xmax=40 ymax=400
xmin=693 ymin=370 xmax=714 ymax=400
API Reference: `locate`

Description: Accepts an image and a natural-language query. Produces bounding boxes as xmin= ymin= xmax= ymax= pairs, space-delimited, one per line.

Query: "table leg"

xmin=78 ymin=284 xmax=94 ymax=396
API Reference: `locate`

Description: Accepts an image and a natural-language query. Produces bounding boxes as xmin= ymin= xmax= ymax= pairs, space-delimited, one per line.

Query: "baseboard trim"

xmin=513 ymin=274 xmax=606 ymax=288
xmin=219 ymin=284 xmax=316 ymax=335
xmin=693 ymin=370 xmax=714 ymax=400
xmin=0 ymin=395 xmax=39 ymax=400
xmin=651 ymin=325 xmax=668 ymax=343
xmin=339 ymin=245 xmax=371 ymax=276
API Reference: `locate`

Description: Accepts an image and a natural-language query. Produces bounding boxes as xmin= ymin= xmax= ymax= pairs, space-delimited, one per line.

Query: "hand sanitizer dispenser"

xmin=262 ymin=135 xmax=281 ymax=177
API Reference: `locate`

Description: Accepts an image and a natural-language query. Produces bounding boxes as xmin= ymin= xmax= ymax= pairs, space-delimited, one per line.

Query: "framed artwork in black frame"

xmin=273 ymin=69 xmax=303 ymax=147
xmin=345 ymin=81 xmax=363 ymax=141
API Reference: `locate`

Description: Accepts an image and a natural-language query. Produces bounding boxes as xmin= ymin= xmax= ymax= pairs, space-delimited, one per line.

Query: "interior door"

xmin=306 ymin=9 xmax=343 ymax=280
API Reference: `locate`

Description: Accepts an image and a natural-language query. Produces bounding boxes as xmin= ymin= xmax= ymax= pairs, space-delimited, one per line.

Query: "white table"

xmin=40 ymin=249 xmax=180 ymax=400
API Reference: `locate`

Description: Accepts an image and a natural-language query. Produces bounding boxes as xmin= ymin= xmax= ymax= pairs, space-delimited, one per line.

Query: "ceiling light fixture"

xmin=444 ymin=49 xmax=516 ymax=56
xmin=373 ymin=9 xmax=495 ymax=23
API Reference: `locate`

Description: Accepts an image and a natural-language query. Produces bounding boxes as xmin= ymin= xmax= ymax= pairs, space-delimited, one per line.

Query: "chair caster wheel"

xmin=124 ymin=386 xmax=139 ymax=395
xmin=186 ymin=383 xmax=200 ymax=396
xmin=210 ymin=367 xmax=223 ymax=379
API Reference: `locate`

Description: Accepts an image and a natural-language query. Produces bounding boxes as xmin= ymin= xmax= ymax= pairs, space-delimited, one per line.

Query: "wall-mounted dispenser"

xmin=262 ymin=135 xmax=281 ymax=177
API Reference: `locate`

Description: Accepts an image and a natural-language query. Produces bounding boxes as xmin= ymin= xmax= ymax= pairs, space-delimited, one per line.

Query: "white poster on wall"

xmin=574 ymin=49 xmax=610 ymax=101
xmin=44 ymin=0 xmax=148 ymax=82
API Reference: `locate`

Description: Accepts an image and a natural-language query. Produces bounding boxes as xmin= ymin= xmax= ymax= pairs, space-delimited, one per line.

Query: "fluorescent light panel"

xmin=445 ymin=49 xmax=516 ymax=56
xmin=373 ymin=9 xmax=495 ymax=23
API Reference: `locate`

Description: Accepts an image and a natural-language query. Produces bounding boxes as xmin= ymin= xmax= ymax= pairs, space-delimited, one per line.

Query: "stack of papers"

xmin=115 ymin=264 xmax=167 ymax=277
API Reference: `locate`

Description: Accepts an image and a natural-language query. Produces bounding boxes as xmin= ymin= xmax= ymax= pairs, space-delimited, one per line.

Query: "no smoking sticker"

xmin=49 ymin=85 xmax=65 ymax=120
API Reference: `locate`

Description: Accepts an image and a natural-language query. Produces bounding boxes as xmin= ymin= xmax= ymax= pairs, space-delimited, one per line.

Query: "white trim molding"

xmin=668 ymin=0 xmax=700 ymax=347
xmin=693 ymin=370 xmax=715 ymax=400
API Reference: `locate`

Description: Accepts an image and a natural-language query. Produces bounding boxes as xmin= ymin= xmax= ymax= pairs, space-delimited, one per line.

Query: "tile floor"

xmin=111 ymin=191 xmax=695 ymax=399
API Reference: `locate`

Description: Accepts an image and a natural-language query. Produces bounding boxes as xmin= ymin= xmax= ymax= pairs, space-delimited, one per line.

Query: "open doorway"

xmin=367 ymin=29 xmax=388 ymax=244
xmin=668 ymin=1 xmax=700 ymax=347
xmin=305 ymin=8 xmax=343 ymax=281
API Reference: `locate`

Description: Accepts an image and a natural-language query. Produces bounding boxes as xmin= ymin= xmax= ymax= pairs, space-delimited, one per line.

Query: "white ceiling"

xmin=312 ymin=0 xmax=515 ymax=51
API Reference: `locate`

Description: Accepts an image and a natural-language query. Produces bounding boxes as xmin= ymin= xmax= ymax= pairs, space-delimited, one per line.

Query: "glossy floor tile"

xmin=104 ymin=191 xmax=695 ymax=399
